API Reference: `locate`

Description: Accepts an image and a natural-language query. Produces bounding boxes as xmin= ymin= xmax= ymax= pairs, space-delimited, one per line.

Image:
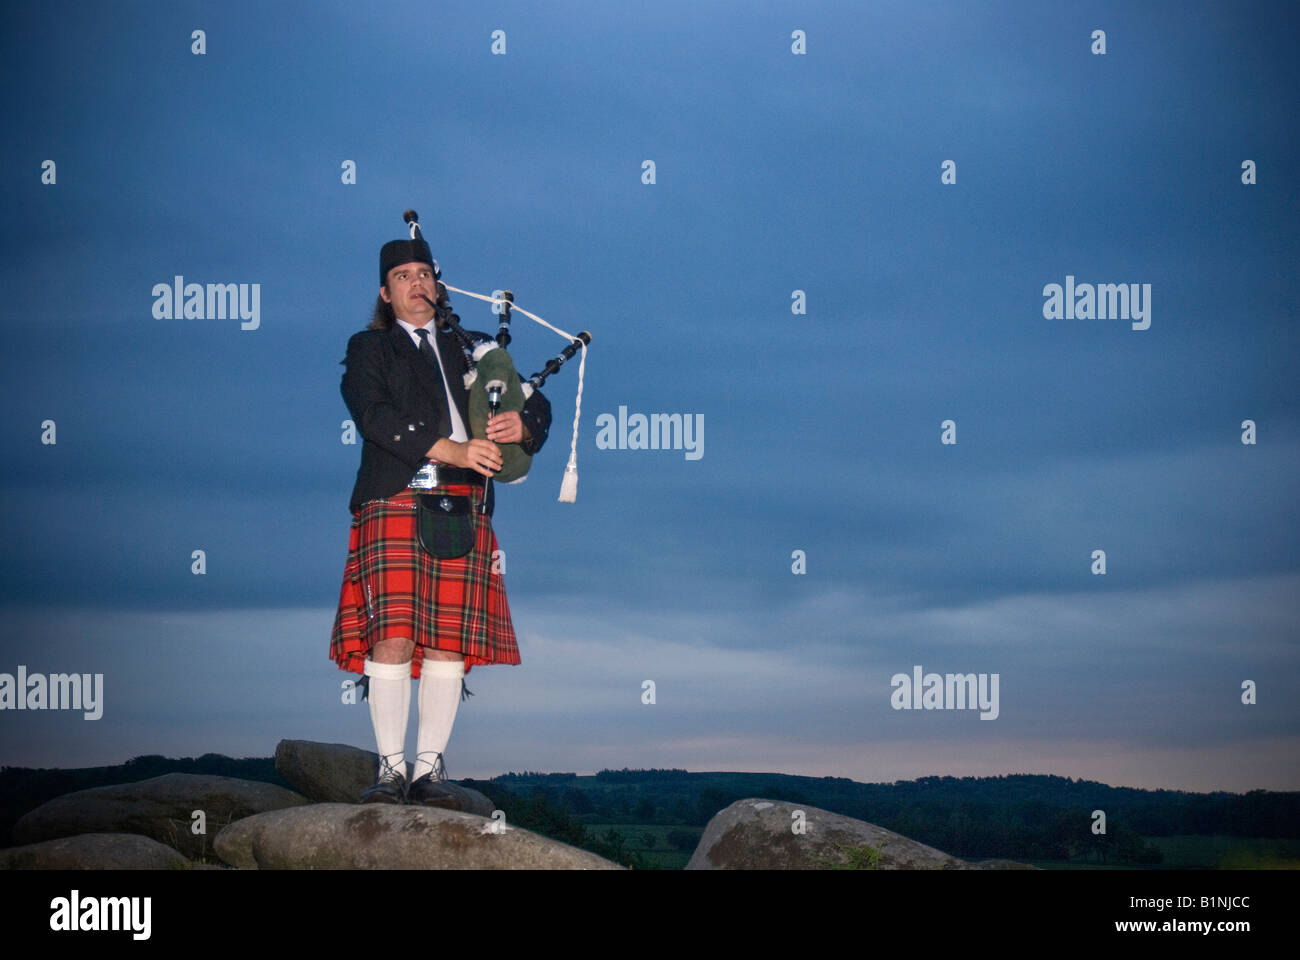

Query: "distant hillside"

xmin=493 ymin=769 xmax=1300 ymax=864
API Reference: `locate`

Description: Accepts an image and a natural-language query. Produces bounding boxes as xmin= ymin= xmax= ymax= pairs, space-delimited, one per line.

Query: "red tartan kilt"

xmin=330 ymin=486 xmax=519 ymax=678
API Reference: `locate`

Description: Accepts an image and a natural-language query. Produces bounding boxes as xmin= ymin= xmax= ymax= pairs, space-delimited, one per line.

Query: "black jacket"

xmin=340 ymin=323 xmax=551 ymax=513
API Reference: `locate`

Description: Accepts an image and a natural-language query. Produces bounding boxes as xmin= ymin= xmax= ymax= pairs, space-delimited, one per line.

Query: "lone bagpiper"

xmin=330 ymin=211 xmax=551 ymax=806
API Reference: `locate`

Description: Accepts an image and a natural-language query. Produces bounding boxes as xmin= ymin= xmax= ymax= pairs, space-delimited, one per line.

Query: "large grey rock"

xmin=274 ymin=739 xmax=494 ymax=816
xmin=214 ymin=803 xmax=622 ymax=870
xmin=686 ymin=798 xmax=1037 ymax=870
xmin=0 ymin=833 xmax=189 ymax=870
xmin=12 ymin=773 xmax=310 ymax=860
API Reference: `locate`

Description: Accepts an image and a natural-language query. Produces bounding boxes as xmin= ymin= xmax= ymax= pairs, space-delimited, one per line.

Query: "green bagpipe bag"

xmin=466 ymin=344 xmax=532 ymax=483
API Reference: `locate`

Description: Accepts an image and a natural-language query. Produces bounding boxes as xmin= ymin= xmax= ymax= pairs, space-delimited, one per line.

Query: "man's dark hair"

xmin=368 ymin=295 xmax=396 ymax=331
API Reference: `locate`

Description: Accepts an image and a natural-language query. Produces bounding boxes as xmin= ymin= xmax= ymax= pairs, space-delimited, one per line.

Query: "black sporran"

xmin=417 ymin=494 xmax=475 ymax=559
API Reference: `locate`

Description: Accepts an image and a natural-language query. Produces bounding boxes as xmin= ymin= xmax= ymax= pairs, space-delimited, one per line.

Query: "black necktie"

xmin=414 ymin=327 xmax=439 ymax=370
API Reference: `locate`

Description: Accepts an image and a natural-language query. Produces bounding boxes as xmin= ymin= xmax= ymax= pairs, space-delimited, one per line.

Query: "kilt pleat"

xmin=330 ymin=486 xmax=519 ymax=678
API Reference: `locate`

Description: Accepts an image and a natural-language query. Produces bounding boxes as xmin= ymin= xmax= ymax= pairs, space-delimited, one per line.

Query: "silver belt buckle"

xmin=408 ymin=461 xmax=442 ymax=490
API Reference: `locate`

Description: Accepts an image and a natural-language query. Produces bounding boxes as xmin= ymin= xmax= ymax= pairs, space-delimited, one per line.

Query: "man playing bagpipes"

xmin=328 ymin=211 xmax=556 ymax=808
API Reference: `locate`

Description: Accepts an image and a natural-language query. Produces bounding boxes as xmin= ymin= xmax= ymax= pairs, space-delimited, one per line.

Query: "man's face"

xmin=381 ymin=261 xmax=437 ymax=324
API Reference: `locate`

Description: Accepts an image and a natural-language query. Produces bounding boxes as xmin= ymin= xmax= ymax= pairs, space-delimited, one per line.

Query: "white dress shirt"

xmin=395 ymin=317 xmax=469 ymax=443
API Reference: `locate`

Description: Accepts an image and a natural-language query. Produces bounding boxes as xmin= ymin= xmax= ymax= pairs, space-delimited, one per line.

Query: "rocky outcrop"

xmin=214 ymin=803 xmax=622 ymax=870
xmin=273 ymin=739 xmax=494 ymax=816
xmin=0 ymin=833 xmax=190 ymax=870
xmin=273 ymin=740 xmax=377 ymax=804
xmin=11 ymin=773 xmax=310 ymax=860
xmin=686 ymin=798 xmax=1038 ymax=870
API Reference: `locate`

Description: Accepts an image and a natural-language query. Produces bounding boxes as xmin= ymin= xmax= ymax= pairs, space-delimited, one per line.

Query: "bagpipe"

xmin=402 ymin=210 xmax=591 ymax=503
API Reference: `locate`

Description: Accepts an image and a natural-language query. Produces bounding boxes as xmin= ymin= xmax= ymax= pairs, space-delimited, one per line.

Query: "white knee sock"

xmin=364 ymin=658 xmax=411 ymax=778
xmin=413 ymin=659 xmax=465 ymax=781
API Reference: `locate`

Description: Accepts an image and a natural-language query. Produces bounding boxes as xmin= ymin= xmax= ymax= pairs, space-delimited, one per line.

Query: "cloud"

xmin=3 ymin=569 xmax=1295 ymax=791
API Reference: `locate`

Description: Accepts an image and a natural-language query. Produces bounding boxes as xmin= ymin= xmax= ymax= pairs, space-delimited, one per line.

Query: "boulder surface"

xmin=0 ymin=833 xmax=190 ymax=870
xmin=214 ymin=802 xmax=622 ymax=870
xmin=12 ymin=772 xmax=310 ymax=860
xmin=686 ymin=798 xmax=1037 ymax=870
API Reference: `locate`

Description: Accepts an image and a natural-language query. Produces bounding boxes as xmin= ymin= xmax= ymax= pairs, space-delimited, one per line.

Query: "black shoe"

xmin=360 ymin=757 xmax=408 ymax=804
xmin=408 ymin=753 xmax=463 ymax=810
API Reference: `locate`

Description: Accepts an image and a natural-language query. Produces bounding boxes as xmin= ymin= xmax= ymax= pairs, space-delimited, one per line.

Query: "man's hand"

xmin=485 ymin=411 xmax=531 ymax=445
xmin=428 ymin=437 xmax=503 ymax=478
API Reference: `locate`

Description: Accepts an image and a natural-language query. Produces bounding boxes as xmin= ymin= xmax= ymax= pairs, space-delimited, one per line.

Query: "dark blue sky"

xmin=2 ymin=0 xmax=1297 ymax=791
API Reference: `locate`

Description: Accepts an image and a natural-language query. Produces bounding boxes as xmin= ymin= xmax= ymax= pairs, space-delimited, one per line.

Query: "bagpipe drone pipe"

xmin=401 ymin=210 xmax=592 ymax=501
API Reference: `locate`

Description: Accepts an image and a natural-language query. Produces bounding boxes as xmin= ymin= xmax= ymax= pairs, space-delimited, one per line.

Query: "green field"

xmin=1145 ymin=835 xmax=1300 ymax=869
xmin=584 ymin=823 xmax=701 ymax=870
xmin=1024 ymin=836 xmax=1300 ymax=870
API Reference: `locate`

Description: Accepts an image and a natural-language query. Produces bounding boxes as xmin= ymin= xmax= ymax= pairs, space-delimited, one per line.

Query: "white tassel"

xmin=553 ymin=340 xmax=585 ymax=502
xmin=558 ymin=461 xmax=578 ymax=503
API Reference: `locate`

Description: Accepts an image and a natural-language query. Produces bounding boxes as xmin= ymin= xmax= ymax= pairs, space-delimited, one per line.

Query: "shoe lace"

xmin=415 ymin=751 xmax=447 ymax=782
xmin=377 ymin=753 xmax=405 ymax=782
